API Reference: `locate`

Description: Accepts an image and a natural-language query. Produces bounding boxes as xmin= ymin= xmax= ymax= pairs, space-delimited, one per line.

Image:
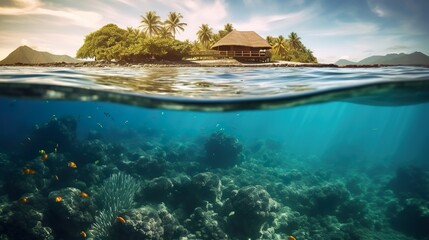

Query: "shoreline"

xmin=1 ymin=59 xmax=428 ymax=68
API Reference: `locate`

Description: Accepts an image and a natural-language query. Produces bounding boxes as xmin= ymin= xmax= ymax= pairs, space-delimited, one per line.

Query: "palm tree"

xmin=272 ymin=35 xmax=288 ymax=58
xmin=197 ymin=24 xmax=213 ymax=49
xmin=266 ymin=36 xmax=275 ymax=46
xmin=288 ymin=32 xmax=302 ymax=51
xmin=140 ymin=11 xmax=162 ymax=38
xmin=126 ymin=27 xmax=143 ymax=39
xmin=158 ymin=26 xmax=173 ymax=39
xmin=164 ymin=12 xmax=187 ymax=39
xmin=219 ymin=23 xmax=234 ymax=38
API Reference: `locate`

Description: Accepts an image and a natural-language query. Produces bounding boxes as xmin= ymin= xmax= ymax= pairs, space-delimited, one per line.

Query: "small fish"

xmin=22 ymin=168 xmax=36 ymax=175
xmin=288 ymin=236 xmax=297 ymax=240
xmin=80 ymin=192 xmax=89 ymax=198
xmin=116 ymin=216 xmax=126 ymax=223
xmin=54 ymin=143 xmax=59 ymax=153
xmin=55 ymin=196 xmax=63 ymax=202
xmin=80 ymin=231 xmax=87 ymax=238
xmin=27 ymin=137 xmax=31 ymax=141
xmin=39 ymin=149 xmax=46 ymax=155
xmin=124 ymin=120 xmax=129 ymax=124
xmin=96 ymin=123 xmax=103 ymax=128
xmin=19 ymin=197 xmax=29 ymax=203
xmin=94 ymin=160 xmax=100 ymax=165
xmin=53 ymin=175 xmax=59 ymax=181
xmin=68 ymin=162 xmax=77 ymax=168
xmin=40 ymin=153 xmax=49 ymax=161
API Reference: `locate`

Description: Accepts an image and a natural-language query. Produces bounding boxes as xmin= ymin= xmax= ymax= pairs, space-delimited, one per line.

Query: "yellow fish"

xmin=68 ymin=162 xmax=77 ymax=168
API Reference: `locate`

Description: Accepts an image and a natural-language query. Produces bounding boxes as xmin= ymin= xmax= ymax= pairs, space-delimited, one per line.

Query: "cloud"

xmin=0 ymin=0 xmax=102 ymax=28
xmin=385 ymin=45 xmax=407 ymax=51
xmin=234 ymin=6 xmax=317 ymax=34
xmin=310 ymin=21 xmax=378 ymax=36
xmin=0 ymin=0 xmax=39 ymax=14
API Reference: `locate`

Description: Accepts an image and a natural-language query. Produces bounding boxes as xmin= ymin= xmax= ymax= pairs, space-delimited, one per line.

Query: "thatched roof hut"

xmin=211 ymin=30 xmax=272 ymax=51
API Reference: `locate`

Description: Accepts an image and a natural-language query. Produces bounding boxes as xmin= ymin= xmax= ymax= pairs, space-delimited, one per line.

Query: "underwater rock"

xmin=389 ymin=166 xmax=429 ymax=200
xmin=3 ymin=157 xmax=49 ymax=199
xmin=185 ymin=206 xmax=228 ymax=240
xmin=157 ymin=204 xmax=187 ymax=239
xmin=390 ymin=198 xmax=429 ymax=238
xmin=0 ymin=193 xmax=53 ymax=240
xmin=110 ymin=207 xmax=164 ymax=240
xmin=47 ymin=187 xmax=95 ymax=239
xmin=77 ymin=139 xmax=110 ymax=165
xmin=135 ymin=156 xmax=168 ymax=179
xmin=139 ymin=176 xmax=174 ymax=203
xmin=337 ymin=198 xmax=370 ymax=226
xmin=225 ymin=185 xmax=278 ymax=239
xmin=293 ymin=183 xmax=350 ymax=215
xmin=190 ymin=172 xmax=222 ymax=205
xmin=203 ymin=131 xmax=243 ymax=168
xmin=21 ymin=116 xmax=77 ymax=160
xmin=170 ymin=172 xmax=222 ymax=213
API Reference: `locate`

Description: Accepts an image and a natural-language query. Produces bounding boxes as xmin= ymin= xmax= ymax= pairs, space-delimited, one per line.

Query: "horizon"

xmin=1 ymin=0 xmax=428 ymax=63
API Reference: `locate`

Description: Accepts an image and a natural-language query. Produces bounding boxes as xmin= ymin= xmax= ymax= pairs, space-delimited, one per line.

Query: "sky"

xmin=0 ymin=0 xmax=428 ymax=63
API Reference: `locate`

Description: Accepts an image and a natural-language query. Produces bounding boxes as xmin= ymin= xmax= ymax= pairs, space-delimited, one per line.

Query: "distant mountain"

xmin=335 ymin=59 xmax=356 ymax=66
xmin=335 ymin=52 xmax=429 ymax=66
xmin=0 ymin=45 xmax=80 ymax=65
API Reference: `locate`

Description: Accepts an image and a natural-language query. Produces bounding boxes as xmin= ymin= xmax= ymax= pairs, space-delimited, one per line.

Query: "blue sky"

xmin=1 ymin=0 xmax=428 ymax=63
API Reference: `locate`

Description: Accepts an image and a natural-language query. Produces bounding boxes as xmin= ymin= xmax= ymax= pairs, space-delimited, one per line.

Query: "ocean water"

xmin=0 ymin=66 xmax=429 ymax=240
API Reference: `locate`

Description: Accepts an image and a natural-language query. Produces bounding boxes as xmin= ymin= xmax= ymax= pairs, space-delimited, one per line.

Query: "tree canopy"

xmin=266 ymin=32 xmax=317 ymax=63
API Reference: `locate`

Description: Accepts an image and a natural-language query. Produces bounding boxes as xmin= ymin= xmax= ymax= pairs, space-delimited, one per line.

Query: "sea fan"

xmin=90 ymin=172 xmax=140 ymax=239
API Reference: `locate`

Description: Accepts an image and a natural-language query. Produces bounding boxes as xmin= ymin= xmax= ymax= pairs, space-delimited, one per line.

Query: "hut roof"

xmin=211 ymin=30 xmax=272 ymax=49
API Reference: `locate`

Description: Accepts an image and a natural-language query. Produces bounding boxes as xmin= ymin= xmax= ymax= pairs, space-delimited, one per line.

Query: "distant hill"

xmin=335 ymin=52 xmax=429 ymax=66
xmin=335 ymin=59 xmax=357 ymax=66
xmin=0 ymin=45 xmax=80 ymax=65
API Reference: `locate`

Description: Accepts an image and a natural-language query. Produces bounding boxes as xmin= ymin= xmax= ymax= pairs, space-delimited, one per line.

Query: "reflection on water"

xmin=1 ymin=66 xmax=429 ymax=111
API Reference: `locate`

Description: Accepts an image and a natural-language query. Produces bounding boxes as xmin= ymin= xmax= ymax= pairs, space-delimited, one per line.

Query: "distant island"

xmin=335 ymin=52 xmax=429 ymax=66
xmin=0 ymin=45 xmax=80 ymax=65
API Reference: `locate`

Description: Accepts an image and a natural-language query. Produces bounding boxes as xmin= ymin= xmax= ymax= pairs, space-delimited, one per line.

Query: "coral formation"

xmin=0 ymin=115 xmax=427 ymax=240
xmin=203 ymin=131 xmax=243 ymax=168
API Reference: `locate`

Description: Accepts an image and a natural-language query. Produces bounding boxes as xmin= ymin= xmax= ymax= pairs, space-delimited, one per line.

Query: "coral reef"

xmin=0 ymin=115 xmax=427 ymax=240
xmin=203 ymin=131 xmax=243 ymax=168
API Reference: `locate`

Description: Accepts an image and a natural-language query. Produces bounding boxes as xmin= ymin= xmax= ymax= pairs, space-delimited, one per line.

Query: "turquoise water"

xmin=1 ymin=66 xmax=429 ymax=239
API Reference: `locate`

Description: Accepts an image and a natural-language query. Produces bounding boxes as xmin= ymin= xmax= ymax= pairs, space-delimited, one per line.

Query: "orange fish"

xmin=288 ymin=236 xmax=297 ymax=240
xmin=19 ymin=197 xmax=29 ymax=203
xmin=80 ymin=192 xmax=89 ymax=198
xmin=22 ymin=168 xmax=36 ymax=175
xmin=55 ymin=196 xmax=63 ymax=202
xmin=116 ymin=216 xmax=126 ymax=223
xmin=80 ymin=231 xmax=87 ymax=238
xmin=40 ymin=153 xmax=49 ymax=161
xmin=68 ymin=162 xmax=77 ymax=168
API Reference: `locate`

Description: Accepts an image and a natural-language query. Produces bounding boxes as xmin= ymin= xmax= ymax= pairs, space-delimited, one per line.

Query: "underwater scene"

xmin=1 ymin=66 xmax=429 ymax=240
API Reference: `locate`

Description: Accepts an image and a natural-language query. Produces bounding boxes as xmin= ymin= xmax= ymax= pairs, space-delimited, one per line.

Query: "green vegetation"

xmin=76 ymin=11 xmax=317 ymax=63
xmin=267 ymin=32 xmax=317 ymax=63
xmin=76 ymin=12 xmax=191 ymax=62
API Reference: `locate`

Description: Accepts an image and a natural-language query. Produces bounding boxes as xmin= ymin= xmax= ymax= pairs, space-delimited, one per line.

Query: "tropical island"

xmin=1 ymin=11 xmax=428 ymax=67
xmin=76 ymin=11 xmax=318 ymax=64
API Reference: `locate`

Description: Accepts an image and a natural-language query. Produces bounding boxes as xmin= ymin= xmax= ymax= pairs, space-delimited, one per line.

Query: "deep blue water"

xmin=1 ymin=66 xmax=429 ymax=240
